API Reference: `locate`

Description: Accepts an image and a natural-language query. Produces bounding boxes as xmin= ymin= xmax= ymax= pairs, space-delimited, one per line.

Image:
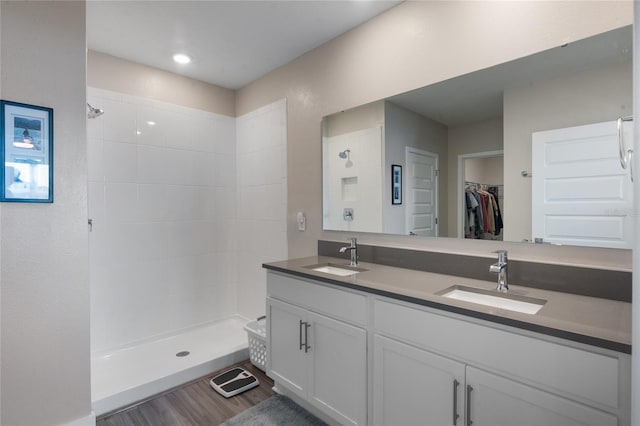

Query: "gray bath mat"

xmin=220 ymin=394 xmax=327 ymax=426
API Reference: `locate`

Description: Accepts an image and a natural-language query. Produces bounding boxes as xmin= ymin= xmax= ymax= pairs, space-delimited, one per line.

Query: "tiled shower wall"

xmin=236 ymin=99 xmax=288 ymax=319
xmin=88 ymin=88 xmax=239 ymax=353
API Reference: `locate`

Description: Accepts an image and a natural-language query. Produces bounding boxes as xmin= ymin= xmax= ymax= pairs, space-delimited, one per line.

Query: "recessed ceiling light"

xmin=173 ymin=53 xmax=191 ymax=64
xmin=146 ymin=121 xmax=156 ymax=126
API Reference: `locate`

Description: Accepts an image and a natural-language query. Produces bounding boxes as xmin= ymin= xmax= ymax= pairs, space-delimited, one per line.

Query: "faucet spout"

xmin=490 ymin=250 xmax=508 ymax=292
xmin=339 ymin=238 xmax=358 ymax=266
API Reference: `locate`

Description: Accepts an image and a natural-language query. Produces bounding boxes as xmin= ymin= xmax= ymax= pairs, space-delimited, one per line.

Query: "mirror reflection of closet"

xmin=462 ymin=152 xmax=504 ymax=241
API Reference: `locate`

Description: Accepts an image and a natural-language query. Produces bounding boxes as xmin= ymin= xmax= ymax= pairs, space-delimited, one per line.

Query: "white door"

xmin=308 ymin=312 xmax=367 ymax=426
xmin=267 ymin=298 xmax=308 ymax=398
xmin=373 ymin=335 xmax=465 ymax=426
xmin=466 ymin=367 xmax=617 ymax=426
xmin=406 ymin=148 xmax=438 ymax=236
xmin=532 ymin=121 xmax=633 ymax=248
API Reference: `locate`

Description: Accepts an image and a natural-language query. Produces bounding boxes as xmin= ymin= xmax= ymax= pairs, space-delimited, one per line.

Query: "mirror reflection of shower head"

xmin=87 ymin=103 xmax=104 ymax=119
xmin=338 ymin=149 xmax=350 ymax=159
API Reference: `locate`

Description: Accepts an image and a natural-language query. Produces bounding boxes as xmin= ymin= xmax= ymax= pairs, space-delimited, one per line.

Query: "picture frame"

xmin=0 ymin=100 xmax=53 ymax=203
xmin=392 ymin=164 xmax=402 ymax=205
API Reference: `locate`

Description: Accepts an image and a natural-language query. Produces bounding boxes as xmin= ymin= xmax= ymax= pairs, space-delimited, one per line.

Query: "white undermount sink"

xmin=439 ymin=285 xmax=546 ymax=315
xmin=304 ymin=263 xmax=368 ymax=276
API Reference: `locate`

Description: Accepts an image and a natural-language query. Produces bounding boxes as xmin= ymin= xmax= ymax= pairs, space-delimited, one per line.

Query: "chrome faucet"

xmin=489 ymin=250 xmax=508 ymax=293
xmin=339 ymin=237 xmax=358 ymax=266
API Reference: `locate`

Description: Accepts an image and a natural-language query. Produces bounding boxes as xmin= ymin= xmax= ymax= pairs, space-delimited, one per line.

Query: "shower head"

xmin=338 ymin=149 xmax=350 ymax=159
xmin=87 ymin=103 xmax=104 ymax=119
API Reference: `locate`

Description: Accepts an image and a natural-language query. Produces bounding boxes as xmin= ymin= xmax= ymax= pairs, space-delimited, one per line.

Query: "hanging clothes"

xmin=464 ymin=188 xmax=478 ymax=237
xmin=487 ymin=186 xmax=503 ymax=236
xmin=477 ymin=186 xmax=495 ymax=235
xmin=464 ymin=182 xmax=503 ymax=239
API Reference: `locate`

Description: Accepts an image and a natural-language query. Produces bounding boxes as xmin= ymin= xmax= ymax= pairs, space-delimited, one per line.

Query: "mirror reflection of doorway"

xmin=458 ymin=151 xmax=504 ymax=240
xmin=405 ymin=147 xmax=438 ymax=237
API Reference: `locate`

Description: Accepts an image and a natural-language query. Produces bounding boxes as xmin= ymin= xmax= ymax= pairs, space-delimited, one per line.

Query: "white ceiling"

xmin=87 ymin=0 xmax=401 ymax=90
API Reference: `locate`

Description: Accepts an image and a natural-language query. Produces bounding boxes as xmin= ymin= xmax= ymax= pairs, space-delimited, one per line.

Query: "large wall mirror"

xmin=322 ymin=25 xmax=633 ymax=249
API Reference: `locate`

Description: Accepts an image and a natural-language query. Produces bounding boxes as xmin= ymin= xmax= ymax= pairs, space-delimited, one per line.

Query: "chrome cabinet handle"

xmin=453 ymin=379 xmax=460 ymax=425
xmin=618 ymin=116 xmax=634 ymax=182
xmin=304 ymin=322 xmax=311 ymax=353
xmin=466 ymin=385 xmax=473 ymax=426
xmin=299 ymin=320 xmax=305 ymax=351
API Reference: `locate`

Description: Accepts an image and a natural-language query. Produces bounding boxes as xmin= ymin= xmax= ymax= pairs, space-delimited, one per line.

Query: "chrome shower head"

xmin=87 ymin=103 xmax=104 ymax=119
xmin=338 ymin=149 xmax=350 ymax=159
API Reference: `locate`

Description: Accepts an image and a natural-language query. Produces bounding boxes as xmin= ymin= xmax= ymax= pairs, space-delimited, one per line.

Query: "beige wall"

xmin=236 ymin=0 xmax=633 ymax=266
xmin=465 ymin=157 xmax=504 ymax=185
xmin=1 ymin=2 xmax=92 ymax=425
xmin=323 ymin=100 xmax=384 ymax=137
xmin=88 ymin=50 xmax=236 ymax=117
xmin=504 ymin=58 xmax=632 ymax=242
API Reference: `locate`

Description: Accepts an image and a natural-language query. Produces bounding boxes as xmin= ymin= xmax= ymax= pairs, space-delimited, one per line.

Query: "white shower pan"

xmin=91 ymin=317 xmax=249 ymax=416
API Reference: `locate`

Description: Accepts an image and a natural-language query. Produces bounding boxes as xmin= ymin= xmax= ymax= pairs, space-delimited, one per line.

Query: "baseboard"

xmin=65 ymin=411 xmax=96 ymax=426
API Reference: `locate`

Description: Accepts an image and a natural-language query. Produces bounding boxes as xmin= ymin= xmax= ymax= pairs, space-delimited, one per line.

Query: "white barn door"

xmin=532 ymin=120 xmax=633 ymax=249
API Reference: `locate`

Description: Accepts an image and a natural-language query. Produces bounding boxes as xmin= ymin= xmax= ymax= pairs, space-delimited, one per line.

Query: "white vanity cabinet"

xmin=373 ymin=298 xmax=628 ymax=426
xmin=266 ymin=269 xmax=630 ymax=426
xmin=373 ymin=333 xmax=617 ymax=426
xmin=266 ymin=272 xmax=368 ymax=425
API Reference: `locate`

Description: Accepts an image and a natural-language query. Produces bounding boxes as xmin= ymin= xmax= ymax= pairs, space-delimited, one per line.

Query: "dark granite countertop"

xmin=264 ymin=256 xmax=631 ymax=354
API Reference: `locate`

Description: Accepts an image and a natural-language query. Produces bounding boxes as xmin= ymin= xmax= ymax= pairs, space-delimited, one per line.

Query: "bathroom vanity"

xmin=263 ymin=256 xmax=631 ymax=426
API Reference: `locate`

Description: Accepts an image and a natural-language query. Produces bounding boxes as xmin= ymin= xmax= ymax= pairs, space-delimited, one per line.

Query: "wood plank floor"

xmin=97 ymin=360 xmax=275 ymax=426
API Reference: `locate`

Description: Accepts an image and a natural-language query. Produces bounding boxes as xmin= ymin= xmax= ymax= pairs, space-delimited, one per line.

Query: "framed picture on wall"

xmin=0 ymin=100 xmax=53 ymax=203
xmin=392 ymin=164 xmax=402 ymax=205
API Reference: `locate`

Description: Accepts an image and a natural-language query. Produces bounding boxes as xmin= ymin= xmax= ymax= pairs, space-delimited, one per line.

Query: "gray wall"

xmin=0 ymin=2 xmax=91 ymax=425
xmin=384 ymin=101 xmax=448 ymax=235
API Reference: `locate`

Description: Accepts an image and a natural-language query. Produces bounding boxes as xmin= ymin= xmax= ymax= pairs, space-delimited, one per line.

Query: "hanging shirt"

xmin=472 ymin=190 xmax=484 ymax=235
xmin=465 ymin=189 xmax=478 ymax=237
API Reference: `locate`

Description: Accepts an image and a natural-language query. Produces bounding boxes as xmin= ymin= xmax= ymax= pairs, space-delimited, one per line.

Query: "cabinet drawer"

xmin=373 ymin=298 xmax=621 ymax=410
xmin=267 ymin=271 xmax=367 ymax=326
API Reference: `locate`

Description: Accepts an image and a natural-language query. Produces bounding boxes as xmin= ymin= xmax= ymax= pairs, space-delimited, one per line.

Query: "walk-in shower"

xmin=87 ymin=88 xmax=252 ymax=416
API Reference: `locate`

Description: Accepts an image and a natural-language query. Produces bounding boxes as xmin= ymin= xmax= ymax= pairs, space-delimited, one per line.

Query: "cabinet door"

xmin=466 ymin=367 xmax=617 ymax=426
xmin=307 ymin=311 xmax=367 ymax=426
xmin=373 ymin=335 xmax=465 ymax=426
xmin=267 ymin=298 xmax=308 ymax=398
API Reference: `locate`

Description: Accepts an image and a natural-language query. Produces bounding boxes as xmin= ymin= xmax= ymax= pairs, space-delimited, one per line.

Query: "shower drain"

xmin=176 ymin=351 xmax=190 ymax=357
